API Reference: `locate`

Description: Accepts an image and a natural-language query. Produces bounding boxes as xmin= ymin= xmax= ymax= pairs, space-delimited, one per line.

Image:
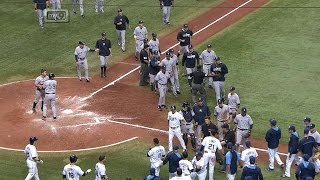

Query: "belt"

xmin=204 ymin=150 xmax=215 ymax=153
xmin=238 ymin=128 xmax=248 ymax=131
xmin=79 ymin=57 xmax=85 ymax=60
xmin=204 ymin=64 xmax=211 ymax=65
xmin=170 ymin=126 xmax=179 ymax=129
xmin=159 ymin=83 xmax=167 ymax=85
xmin=46 ymin=93 xmax=55 ymax=94
xmin=219 ymin=120 xmax=226 ymax=122
xmin=186 ymin=123 xmax=192 ymax=125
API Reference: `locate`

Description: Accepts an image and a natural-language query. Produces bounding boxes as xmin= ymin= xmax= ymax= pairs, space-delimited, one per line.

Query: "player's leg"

xmin=186 ymin=68 xmax=193 ymax=87
xmin=162 ymin=6 xmax=167 ymax=23
xmin=212 ymin=81 xmax=220 ymax=102
xmin=42 ymin=95 xmax=48 ymax=119
xmin=51 ymin=95 xmax=57 ymax=119
xmin=149 ymin=74 xmax=155 ymax=91
xmin=175 ymin=128 xmax=186 ymax=150
xmin=94 ymin=0 xmax=98 ymax=12
xmin=57 ymin=0 xmax=61 ymax=9
xmin=168 ymin=128 xmax=174 ymax=151
xmin=274 ymin=148 xmax=284 ymax=166
xmin=191 ymin=84 xmax=197 ymax=103
xmin=166 ymin=6 xmax=171 ymax=23
xmin=76 ymin=61 xmax=82 ymax=80
xmin=79 ymin=0 xmax=84 ymax=16
xmin=25 ymin=160 xmax=34 ymax=180
xmin=268 ymin=148 xmax=275 ymax=170
xmin=196 ymin=125 xmax=202 ymax=147
xmin=33 ymin=90 xmax=41 ymax=111
xmin=121 ymin=30 xmax=126 ymax=51
xmin=170 ymin=75 xmax=177 ymax=96
xmin=219 ymin=81 xmax=225 ymax=100
xmin=199 ymin=85 xmax=206 ymax=103
xmin=189 ymin=124 xmax=196 ymax=150
xmin=37 ymin=10 xmax=44 ymax=28
xmin=208 ymin=153 xmax=216 ymax=180
xmin=284 ymin=153 xmax=294 ymax=177
xmin=174 ymin=70 xmax=180 ymax=92
xmin=199 ymin=171 xmax=207 ymax=180
xmin=158 ymin=86 xmax=165 ymax=109
xmin=72 ymin=0 xmax=77 ymax=13
xmin=116 ymin=30 xmax=121 ymax=46
xmin=40 ymin=91 xmax=45 ymax=111
xmin=217 ymin=121 xmax=224 ymax=140
xmin=235 ymin=130 xmax=242 ymax=152
xmin=135 ymin=40 xmax=141 ymax=60
xmin=99 ymin=0 xmax=104 ymax=12
xmin=99 ymin=56 xmax=105 ymax=77
xmin=83 ymin=60 xmax=89 ymax=81
xmin=33 ymin=163 xmax=40 ymax=180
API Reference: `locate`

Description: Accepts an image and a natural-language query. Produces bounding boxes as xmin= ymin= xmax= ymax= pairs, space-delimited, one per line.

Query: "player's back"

xmin=149 ymin=146 xmax=165 ymax=163
xmin=44 ymin=80 xmax=57 ymax=94
xmin=241 ymin=148 xmax=258 ymax=166
xmin=179 ymin=159 xmax=193 ymax=175
xmin=24 ymin=144 xmax=37 ymax=161
xmin=202 ymin=136 xmax=221 ymax=153
xmin=63 ymin=164 xmax=83 ymax=180
xmin=95 ymin=162 xmax=106 ymax=180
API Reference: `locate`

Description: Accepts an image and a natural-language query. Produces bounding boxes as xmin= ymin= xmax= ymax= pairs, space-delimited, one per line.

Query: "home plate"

xmin=62 ymin=109 xmax=73 ymax=114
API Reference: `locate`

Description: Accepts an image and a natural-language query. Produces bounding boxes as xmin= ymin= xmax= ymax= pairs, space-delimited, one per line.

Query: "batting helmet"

xmin=182 ymin=101 xmax=190 ymax=108
xmin=165 ymin=52 xmax=170 ymax=57
xmin=69 ymin=154 xmax=78 ymax=163
xmin=49 ymin=73 xmax=55 ymax=79
xmin=29 ymin=136 xmax=38 ymax=144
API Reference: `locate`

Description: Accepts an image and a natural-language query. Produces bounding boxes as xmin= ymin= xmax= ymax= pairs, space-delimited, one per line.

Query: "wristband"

xmin=34 ymin=8 xmax=37 ymax=10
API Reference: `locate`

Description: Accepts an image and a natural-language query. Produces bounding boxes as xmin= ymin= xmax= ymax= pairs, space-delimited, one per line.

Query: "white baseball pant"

xmin=162 ymin=6 xmax=171 ymax=23
xmin=168 ymin=126 xmax=186 ymax=151
xmin=190 ymin=171 xmax=207 ymax=180
xmin=227 ymin=173 xmax=236 ymax=180
xmin=268 ymin=148 xmax=284 ymax=169
xmin=25 ymin=160 xmax=40 ymax=180
xmin=284 ymin=153 xmax=299 ymax=177
xmin=43 ymin=94 xmax=57 ymax=118
xmin=99 ymin=56 xmax=109 ymax=67
xmin=151 ymin=161 xmax=162 ymax=176
xmin=34 ymin=90 xmax=45 ymax=104
xmin=76 ymin=59 xmax=89 ymax=80
xmin=204 ymin=152 xmax=216 ymax=180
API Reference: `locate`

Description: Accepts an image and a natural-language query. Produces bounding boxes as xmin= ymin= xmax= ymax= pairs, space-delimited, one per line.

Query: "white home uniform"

xmin=214 ymin=104 xmax=231 ymax=140
xmin=74 ymin=45 xmax=90 ymax=81
xmin=191 ymin=156 xmax=206 ymax=180
xmin=170 ymin=54 xmax=180 ymax=92
xmin=42 ymin=79 xmax=57 ymax=118
xmin=179 ymin=159 xmax=193 ymax=179
xmin=133 ymin=26 xmax=148 ymax=54
xmin=62 ymin=164 xmax=84 ymax=180
xmin=200 ymin=49 xmax=217 ymax=87
xmin=241 ymin=147 xmax=259 ymax=167
xmin=201 ymin=136 xmax=222 ymax=180
xmin=25 ymin=144 xmax=40 ymax=180
xmin=167 ymin=111 xmax=187 ymax=151
xmin=227 ymin=93 xmax=240 ymax=112
xmin=33 ymin=75 xmax=49 ymax=109
xmin=95 ymin=162 xmax=106 ymax=180
xmin=148 ymin=145 xmax=166 ymax=176
xmin=155 ymin=70 xmax=170 ymax=107
xmin=160 ymin=58 xmax=177 ymax=96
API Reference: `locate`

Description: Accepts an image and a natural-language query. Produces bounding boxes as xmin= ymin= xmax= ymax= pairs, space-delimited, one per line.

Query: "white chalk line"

xmin=118 ymin=62 xmax=140 ymax=66
xmin=107 ymin=119 xmax=287 ymax=156
xmin=161 ymin=0 xmax=253 ymax=54
xmin=0 ymin=77 xmax=77 ymax=87
xmin=0 ymin=137 xmax=138 ymax=153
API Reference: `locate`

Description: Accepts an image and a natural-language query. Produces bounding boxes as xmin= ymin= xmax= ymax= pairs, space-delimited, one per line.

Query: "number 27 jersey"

xmin=201 ymin=136 xmax=222 ymax=153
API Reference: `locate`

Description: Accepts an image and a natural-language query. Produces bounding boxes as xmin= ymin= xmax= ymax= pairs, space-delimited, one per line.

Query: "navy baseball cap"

xmin=249 ymin=156 xmax=256 ymax=164
xmin=310 ymin=123 xmax=316 ymax=129
xmin=79 ymin=41 xmax=85 ymax=45
xmin=152 ymin=32 xmax=157 ymax=37
xmin=189 ymin=44 xmax=193 ymax=49
xmin=303 ymin=154 xmax=310 ymax=161
xmin=165 ymin=52 xmax=171 ymax=56
xmin=196 ymin=152 xmax=203 ymax=157
xmin=227 ymin=142 xmax=233 ymax=149
xmin=288 ymin=125 xmax=296 ymax=131
xmin=173 ymin=145 xmax=179 ymax=150
xmin=171 ymin=105 xmax=177 ymax=111
xmin=101 ymin=32 xmax=106 ymax=36
xmin=245 ymin=140 xmax=251 ymax=148
xmin=304 ymin=128 xmax=310 ymax=135
xmin=230 ymin=86 xmax=236 ymax=91
xmin=207 ymin=44 xmax=212 ymax=48
xmin=139 ymin=20 xmax=144 ymax=24
xmin=217 ymin=99 xmax=223 ymax=104
xmin=269 ymin=118 xmax=277 ymax=126
xmin=241 ymin=107 xmax=247 ymax=113
xmin=183 ymin=24 xmax=188 ymax=28
xmin=117 ymin=8 xmax=122 ymax=12
xmin=304 ymin=117 xmax=311 ymax=122
xmin=169 ymin=48 xmax=174 ymax=53
xmin=198 ymin=97 xmax=204 ymax=102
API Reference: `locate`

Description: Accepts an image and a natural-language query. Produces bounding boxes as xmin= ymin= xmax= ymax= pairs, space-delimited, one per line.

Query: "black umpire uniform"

xmin=140 ymin=44 xmax=150 ymax=86
xmin=188 ymin=65 xmax=206 ymax=103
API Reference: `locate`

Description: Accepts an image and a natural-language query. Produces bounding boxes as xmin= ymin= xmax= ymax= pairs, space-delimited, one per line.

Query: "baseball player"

xmin=233 ymin=107 xmax=253 ymax=152
xmin=265 ymin=119 xmax=285 ymax=171
xmin=179 ymin=151 xmax=194 ymax=179
xmin=95 ymin=32 xmax=112 ymax=78
xmin=191 ymin=152 xmax=206 ymax=180
xmin=200 ymin=44 xmax=217 ymax=88
xmin=298 ymin=128 xmax=317 ymax=158
xmin=42 ymin=73 xmax=57 ymax=121
xmin=179 ymin=101 xmax=196 ymax=150
xmin=303 ymin=117 xmax=312 ymax=130
xmin=227 ymin=86 xmax=240 ymax=119
xmin=177 ymin=24 xmax=193 ymax=58
xmin=167 ymin=105 xmax=187 ymax=151
xmin=147 ymin=138 xmax=166 ymax=176
xmin=182 ymin=45 xmax=200 ymax=87
xmin=193 ymin=98 xmax=211 ymax=146
xmin=240 ymin=156 xmax=263 ymax=180
xmin=240 ymin=140 xmax=258 ymax=167
xmin=95 ymin=155 xmax=107 ymax=180
xmin=50 ymin=0 xmax=61 ymax=20
xmin=295 ymin=154 xmax=316 ymax=180
xmin=72 ymin=0 xmax=84 ymax=17
xmin=114 ymin=9 xmax=130 ymax=52
xmin=214 ymin=99 xmax=231 ymax=140
xmin=74 ymin=41 xmax=95 ymax=82
xmin=94 ymin=0 xmax=104 ymax=13
xmin=210 ymin=57 xmax=228 ymax=102
xmin=34 ymin=0 xmax=49 ymax=30
xmin=309 ymin=124 xmax=320 ymax=145
xmin=159 ymin=0 xmax=174 ymax=24
xmin=282 ymin=125 xmax=300 ymax=178
xmin=62 ymin=155 xmax=92 ymax=180
xmin=32 ymin=69 xmax=49 ymax=113
xmin=133 ymin=20 xmax=148 ymax=60
xmin=148 ymin=33 xmax=161 ymax=57
xmin=24 ymin=136 xmax=43 ymax=180
xmin=163 ymin=145 xmax=182 ymax=178
xmin=225 ymin=142 xmax=239 ymax=180
xmin=155 ymin=66 xmax=170 ymax=111
xmin=149 ymin=50 xmax=161 ymax=91
xmin=200 ymin=129 xmax=223 ymax=180
xmin=160 ymin=52 xmax=177 ymax=96
xmin=169 ymin=48 xmax=181 ymax=94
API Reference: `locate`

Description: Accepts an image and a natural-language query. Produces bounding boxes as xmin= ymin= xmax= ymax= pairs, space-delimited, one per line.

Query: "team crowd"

xmin=23 ymin=0 xmax=320 ymax=180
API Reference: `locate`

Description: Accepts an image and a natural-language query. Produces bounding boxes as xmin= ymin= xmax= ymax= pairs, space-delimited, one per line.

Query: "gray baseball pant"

xmin=34 ymin=90 xmax=45 ymax=103
xmin=116 ymin=30 xmax=126 ymax=50
xmin=72 ymin=0 xmax=83 ymax=15
xmin=76 ymin=59 xmax=89 ymax=80
xmin=43 ymin=94 xmax=57 ymax=118
xmin=203 ymin=64 xmax=213 ymax=86
xmin=158 ymin=84 xmax=167 ymax=106
xmin=195 ymin=124 xmax=202 ymax=146
xmin=37 ymin=9 xmax=45 ymax=27
xmin=213 ymin=81 xmax=225 ymax=101
xmin=173 ymin=69 xmax=180 ymax=91
xmin=94 ymin=0 xmax=104 ymax=12
xmin=162 ymin=6 xmax=171 ymax=23
xmin=168 ymin=73 xmax=177 ymax=96
xmin=99 ymin=55 xmax=108 ymax=67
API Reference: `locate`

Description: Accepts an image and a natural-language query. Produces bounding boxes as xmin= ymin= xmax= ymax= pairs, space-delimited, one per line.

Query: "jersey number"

xmin=208 ymin=144 xmax=215 ymax=150
xmin=68 ymin=172 xmax=74 ymax=178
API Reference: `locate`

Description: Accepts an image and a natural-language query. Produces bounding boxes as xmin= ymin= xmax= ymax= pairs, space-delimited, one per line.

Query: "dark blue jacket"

xmin=177 ymin=29 xmax=193 ymax=46
xmin=161 ymin=0 xmax=173 ymax=6
xmin=225 ymin=150 xmax=238 ymax=175
xmin=295 ymin=161 xmax=316 ymax=180
xmin=288 ymin=132 xmax=299 ymax=154
xmin=265 ymin=127 xmax=281 ymax=149
xmin=149 ymin=57 xmax=160 ymax=75
xmin=210 ymin=62 xmax=228 ymax=81
xmin=193 ymin=104 xmax=210 ymax=125
xmin=298 ymin=136 xmax=317 ymax=157
xmin=95 ymin=39 xmax=111 ymax=56
xmin=33 ymin=0 xmax=48 ymax=10
xmin=162 ymin=152 xmax=182 ymax=173
xmin=240 ymin=165 xmax=263 ymax=180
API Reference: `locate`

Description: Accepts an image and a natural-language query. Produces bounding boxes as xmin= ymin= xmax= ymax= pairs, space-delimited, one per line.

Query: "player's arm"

xmin=190 ymin=30 xmax=194 ymax=36
xmin=33 ymin=0 xmax=37 ymax=10
xmin=46 ymin=0 xmax=49 ymax=8
xmin=181 ymin=53 xmax=187 ymax=66
xmin=221 ymin=63 xmax=228 ymax=75
xmin=195 ymin=52 xmax=200 ymax=65
xmin=125 ymin=16 xmax=130 ymax=29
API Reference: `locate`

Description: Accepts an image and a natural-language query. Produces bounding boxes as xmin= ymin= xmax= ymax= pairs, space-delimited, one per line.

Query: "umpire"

xmin=140 ymin=44 xmax=150 ymax=86
xmin=211 ymin=57 xmax=228 ymax=102
xmin=188 ymin=65 xmax=206 ymax=103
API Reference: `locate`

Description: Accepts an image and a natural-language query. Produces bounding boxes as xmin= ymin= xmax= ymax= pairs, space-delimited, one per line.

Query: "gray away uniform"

xmin=42 ymin=79 xmax=57 ymax=118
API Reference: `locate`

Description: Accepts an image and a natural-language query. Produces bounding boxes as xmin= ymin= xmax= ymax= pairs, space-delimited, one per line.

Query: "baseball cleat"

xmin=86 ymin=79 xmax=90 ymax=82
xmin=42 ymin=116 xmax=46 ymax=121
xmin=176 ymin=91 xmax=181 ymax=94
xmin=81 ymin=15 xmax=85 ymax=18
xmin=158 ymin=105 xmax=162 ymax=111
xmin=280 ymin=164 xmax=285 ymax=169
xmin=281 ymin=175 xmax=290 ymax=178
xmin=32 ymin=108 xmax=36 ymax=113
xmin=95 ymin=9 xmax=98 ymax=13
xmin=73 ymin=11 xmax=76 ymax=14
xmin=266 ymin=167 xmax=274 ymax=172
xmin=53 ymin=117 xmax=57 ymax=120
xmin=79 ymin=78 xmax=82 ymax=81
xmin=166 ymin=22 xmax=170 ymax=25
xmin=121 ymin=47 xmax=125 ymax=52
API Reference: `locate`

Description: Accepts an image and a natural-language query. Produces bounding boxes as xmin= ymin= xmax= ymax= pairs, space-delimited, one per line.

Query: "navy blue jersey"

xmin=33 ymin=0 xmax=48 ymax=10
xmin=295 ymin=162 xmax=316 ymax=180
xmin=210 ymin=62 xmax=228 ymax=81
xmin=114 ymin=15 xmax=129 ymax=30
xmin=193 ymin=104 xmax=210 ymax=125
xmin=288 ymin=132 xmax=299 ymax=154
xmin=181 ymin=108 xmax=193 ymax=123
xmin=149 ymin=57 xmax=160 ymax=75
xmin=162 ymin=152 xmax=182 ymax=173
xmin=182 ymin=51 xmax=199 ymax=68
xmin=265 ymin=127 xmax=281 ymax=149
xmin=241 ymin=165 xmax=264 ymax=180
xmin=177 ymin=29 xmax=193 ymax=46
xmin=161 ymin=0 xmax=173 ymax=6
xmin=298 ymin=136 xmax=317 ymax=157
xmin=95 ymin=39 xmax=111 ymax=56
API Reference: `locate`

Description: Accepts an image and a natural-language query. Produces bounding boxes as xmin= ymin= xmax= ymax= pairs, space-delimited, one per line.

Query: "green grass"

xmin=0 ymin=0 xmax=220 ymax=83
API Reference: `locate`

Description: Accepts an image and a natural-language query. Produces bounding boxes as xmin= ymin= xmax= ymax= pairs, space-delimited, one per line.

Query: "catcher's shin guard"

xmin=41 ymin=101 xmax=44 ymax=111
xmin=32 ymin=102 xmax=37 ymax=109
xmin=183 ymin=134 xmax=188 ymax=147
xmin=190 ymin=134 xmax=196 ymax=149
xmin=187 ymin=79 xmax=192 ymax=87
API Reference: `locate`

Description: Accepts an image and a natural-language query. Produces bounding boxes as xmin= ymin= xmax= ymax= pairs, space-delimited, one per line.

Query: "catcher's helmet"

xmin=29 ymin=136 xmax=38 ymax=144
xmin=69 ymin=155 xmax=78 ymax=163
xmin=49 ymin=73 xmax=55 ymax=79
xmin=143 ymin=38 xmax=149 ymax=43
xmin=182 ymin=101 xmax=190 ymax=107
xmin=152 ymin=32 xmax=157 ymax=37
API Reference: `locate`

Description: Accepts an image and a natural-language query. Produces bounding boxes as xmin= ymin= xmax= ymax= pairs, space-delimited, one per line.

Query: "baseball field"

xmin=0 ymin=0 xmax=319 ymax=179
